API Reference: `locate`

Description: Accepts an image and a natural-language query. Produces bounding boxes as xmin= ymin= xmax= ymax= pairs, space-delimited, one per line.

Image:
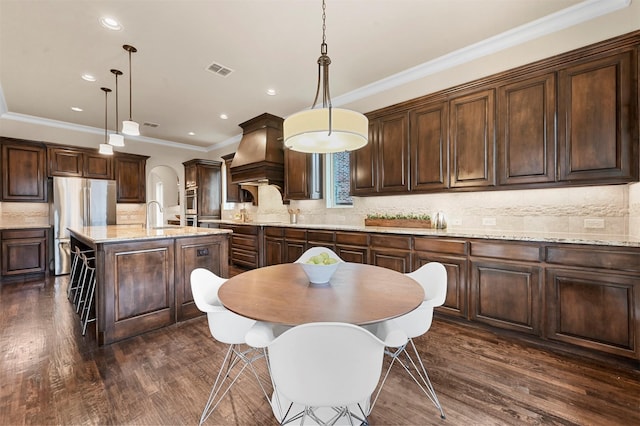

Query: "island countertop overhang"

xmin=68 ymin=225 xmax=232 ymax=245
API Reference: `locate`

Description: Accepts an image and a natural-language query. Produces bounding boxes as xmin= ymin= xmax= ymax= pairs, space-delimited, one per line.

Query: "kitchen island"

xmin=68 ymin=225 xmax=231 ymax=345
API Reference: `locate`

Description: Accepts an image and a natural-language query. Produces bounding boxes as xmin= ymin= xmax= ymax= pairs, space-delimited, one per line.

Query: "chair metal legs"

xmin=199 ymin=344 xmax=270 ymax=425
xmin=371 ymin=338 xmax=445 ymax=419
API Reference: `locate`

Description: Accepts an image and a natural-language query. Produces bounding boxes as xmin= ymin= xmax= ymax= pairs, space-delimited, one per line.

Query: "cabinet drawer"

xmin=285 ymin=228 xmax=306 ymax=240
xmin=335 ymin=232 xmax=369 ymax=246
xmin=231 ymin=248 xmax=259 ymax=268
xmin=226 ymin=224 xmax=259 ymax=235
xmin=470 ymin=241 xmax=541 ymax=262
xmin=414 ymin=237 xmax=467 ymax=255
xmin=307 ymin=230 xmax=335 ymax=243
xmin=231 ymin=234 xmax=257 ymax=250
xmin=546 ymin=245 xmax=640 ymax=273
xmin=370 ymin=234 xmax=411 ymax=250
xmin=265 ymin=227 xmax=284 ymax=237
xmin=2 ymin=229 xmax=47 ymax=240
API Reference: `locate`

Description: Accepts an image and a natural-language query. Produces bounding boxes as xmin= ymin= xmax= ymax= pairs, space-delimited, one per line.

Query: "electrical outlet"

xmin=450 ymin=218 xmax=462 ymax=226
xmin=482 ymin=217 xmax=496 ymax=226
xmin=584 ymin=218 xmax=605 ymax=229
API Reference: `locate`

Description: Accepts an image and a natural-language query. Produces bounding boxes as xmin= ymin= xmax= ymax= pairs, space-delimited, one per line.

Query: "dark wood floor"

xmin=1 ymin=274 xmax=639 ymax=425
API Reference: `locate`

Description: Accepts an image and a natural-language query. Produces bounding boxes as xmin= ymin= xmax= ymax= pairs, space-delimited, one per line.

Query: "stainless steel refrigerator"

xmin=51 ymin=177 xmax=116 ymax=275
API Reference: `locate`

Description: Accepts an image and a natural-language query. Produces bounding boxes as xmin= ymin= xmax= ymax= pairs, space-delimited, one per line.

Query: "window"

xmin=326 ymin=151 xmax=353 ymax=208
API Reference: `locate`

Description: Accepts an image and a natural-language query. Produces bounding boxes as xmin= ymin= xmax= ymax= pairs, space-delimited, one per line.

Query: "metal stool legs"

xmin=78 ymin=259 xmax=96 ymax=336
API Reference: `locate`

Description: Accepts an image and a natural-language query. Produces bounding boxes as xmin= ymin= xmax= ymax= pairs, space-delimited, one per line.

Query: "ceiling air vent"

xmin=206 ymin=61 xmax=234 ymax=77
xmin=143 ymin=122 xmax=159 ymax=128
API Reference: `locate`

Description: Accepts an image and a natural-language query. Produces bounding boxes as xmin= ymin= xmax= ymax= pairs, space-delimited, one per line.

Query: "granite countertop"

xmin=0 ymin=224 xmax=52 ymax=230
xmin=68 ymin=225 xmax=232 ymax=244
xmin=198 ymin=219 xmax=640 ymax=248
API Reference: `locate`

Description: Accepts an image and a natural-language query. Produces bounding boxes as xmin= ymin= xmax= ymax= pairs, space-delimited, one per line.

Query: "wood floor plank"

xmin=0 ymin=275 xmax=638 ymax=425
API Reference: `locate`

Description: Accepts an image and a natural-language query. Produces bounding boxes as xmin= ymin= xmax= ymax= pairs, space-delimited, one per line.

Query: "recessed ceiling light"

xmin=266 ymin=88 xmax=277 ymax=96
xmin=81 ymin=73 xmax=96 ymax=82
xmin=188 ymin=131 xmax=195 ymax=136
xmin=220 ymin=114 xmax=228 ymax=120
xmin=71 ymin=106 xmax=83 ymax=112
xmin=99 ymin=16 xmax=122 ymax=31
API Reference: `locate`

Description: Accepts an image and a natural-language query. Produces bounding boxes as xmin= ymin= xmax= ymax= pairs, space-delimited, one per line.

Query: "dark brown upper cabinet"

xmin=350 ymin=121 xmax=378 ymax=196
xmin=351 ymin=111 xmax=409 ymax=196
xmin=115 ymin=153 xmax=148 ymax=203
xmin=410 ymin=101 xmax=449 ymax=191
xmin=221 ymin=153 xmax=254 ymax=204
xmin=378 ymin=112 xmax=410 ymax=193
xmin=449 ymin=89 xmax=496 ymax=189
xmin=183 ymin=159 xmax=222 ymax=218
xmin=1 ymin=139 xmax=47 ymax=202
xmin=497 ymin=72 xmax=556 ymax=185
xmin=48 ymin=145 xmax=114 ymax=180
xmin=284 ymin=150 xmax=322 ymax=201
xmin=558 ymin=49 xmax=638 ymax=183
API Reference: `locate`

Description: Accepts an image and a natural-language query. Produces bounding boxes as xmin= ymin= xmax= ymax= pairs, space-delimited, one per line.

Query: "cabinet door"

xmin=410 ymin=101 xmax=449 ymax=191
xmin=497 ymin=73 xmax=556 ymax=185
xmin=378 ymin=112 xmax=410 ymax=193
xmin=264 ymin=237 xmax=284 ymax=266
xmin=285 ymin=149 xmax=311 ymax=199
xmin=175 ymin=235 xmax=229 ymax=321
xmin=115 ymin=155 xmax=146 ymax=203
xmin=185 ymin=164 xmax=197 ymax=188
xmin=558 ymin=50 xmax=637 ymax=182
xmin=1 ymin=142 xmax=47 ymax=202
xmin=546 ymin=268 xmax=638 ymax=360
xmin=223 ymin=155 xmax=242 ymax=203
xmin=84 ymin=152 xmax=113 ymax=180
xmin=370 ymin=234 xmax=412 ymax=273
xmin=197 ymin=163 xmax=221 ymax=218
xmin=470 ymin=260 xmax=541 ymax=335
xmin=414 ymin=252 xmax=467 ymax=319
xmin=449 ymin=89 xmax=496 ymax=188
xmin=48 ymin=147 xmax=83 ymax=177
xmin=1 ymin=230 xmax=47 ymax=276
xmin=350 ymin=120 xmax=378 ymax=195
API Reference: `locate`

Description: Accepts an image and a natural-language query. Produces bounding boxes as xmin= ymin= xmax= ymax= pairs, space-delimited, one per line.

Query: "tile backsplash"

xmin=226 ymin=182 xmax=639 ymax=238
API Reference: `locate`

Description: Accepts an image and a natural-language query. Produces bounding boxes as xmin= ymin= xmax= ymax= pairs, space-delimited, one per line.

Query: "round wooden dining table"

xmin=218 ymin=262 xmax=424 ymax=326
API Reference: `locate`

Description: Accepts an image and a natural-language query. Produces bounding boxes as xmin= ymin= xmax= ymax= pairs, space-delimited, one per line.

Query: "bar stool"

xmin=73 ymin=252 xmax=95 ymax=314
xmin=76 ymin=253 xmax=97 ymax=336
xmin=68 ymin=246 xmax=95 ymax=307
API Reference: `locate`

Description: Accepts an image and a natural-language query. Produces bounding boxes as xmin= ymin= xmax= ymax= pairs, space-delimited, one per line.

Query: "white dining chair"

xmin=246 ymin=321 xmax=407 ymax=425
xmin=294 ymin=247 xmax=345 ymax=264
xmin=368 ymin=261 xmax=447 ymax=419
xmin=190 ymin=268 xmax=271 ymax=425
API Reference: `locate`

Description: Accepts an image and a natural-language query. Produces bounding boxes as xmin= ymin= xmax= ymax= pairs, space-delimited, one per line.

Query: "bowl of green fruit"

xmin=300 ymin=251 xmax=341 ymax=285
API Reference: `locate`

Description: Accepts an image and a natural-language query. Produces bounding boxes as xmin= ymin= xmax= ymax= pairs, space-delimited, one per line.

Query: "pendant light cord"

xmin=311 ymin=0 xmax=333 ymax=135
xmin=128 ymin=49 xmax=133 ymax=121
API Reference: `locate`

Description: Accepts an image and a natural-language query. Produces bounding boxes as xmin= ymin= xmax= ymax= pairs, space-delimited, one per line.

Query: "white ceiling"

xmin=0 ymin=0 xmax=626 ymax=151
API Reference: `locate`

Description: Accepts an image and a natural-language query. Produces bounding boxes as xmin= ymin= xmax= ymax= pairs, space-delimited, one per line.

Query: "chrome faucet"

xmin=146 ymin=200 xmax=164 ymax=229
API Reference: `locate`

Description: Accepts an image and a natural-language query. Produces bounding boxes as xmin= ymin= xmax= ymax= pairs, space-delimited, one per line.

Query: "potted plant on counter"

xmin=364 ymin=213 xmax=432 ymax=229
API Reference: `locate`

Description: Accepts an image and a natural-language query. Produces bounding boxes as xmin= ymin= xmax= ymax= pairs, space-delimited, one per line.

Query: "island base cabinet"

xmin=545 ymin=268 xmax=639 ymax=360
xmin=175 ymin=235 xmax=229 ymax=321
xmin=98 ymin=239 xmax=175 ymax=345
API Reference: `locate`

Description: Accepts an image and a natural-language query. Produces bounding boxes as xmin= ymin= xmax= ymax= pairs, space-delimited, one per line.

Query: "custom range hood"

xmin=230 ymin=113 xmax=285 ymax=190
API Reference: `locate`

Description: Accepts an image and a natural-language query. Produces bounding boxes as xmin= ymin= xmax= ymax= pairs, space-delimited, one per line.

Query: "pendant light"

xmin=108 ymin=69 xmax=125 ymax=147
xmin=121 ymin=44 xmax=140 ymax=136
xmin=99 ymin=87 xmax=114 ymax=155
xmin=283 ymin=0 xmax=368 ymax=154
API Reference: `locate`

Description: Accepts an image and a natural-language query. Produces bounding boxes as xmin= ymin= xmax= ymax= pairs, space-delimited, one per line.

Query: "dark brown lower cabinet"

xmin=1 ymin=228 xmax=48 ymax=278
xmin=264 ymin=227 xmax=285 ymax=266
xmin=470 ymin=260 xmax=542 ymax=335
xmin=174 ymin=235 xmax=229 ymax=321
xmin=414 ymin=237 xmax=468 ymax=318
xmin=99 ymin=238 xmax=175 ymax=345
xmin=284 ymin=228 xmax=306 ymax=263
xmin=369 ymin=234 xmax=412 ymax=273
xmin=546 ymin=268 xmax=638 ymax=360
xmin=335 ymin=231 xmax=369 ymax=264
